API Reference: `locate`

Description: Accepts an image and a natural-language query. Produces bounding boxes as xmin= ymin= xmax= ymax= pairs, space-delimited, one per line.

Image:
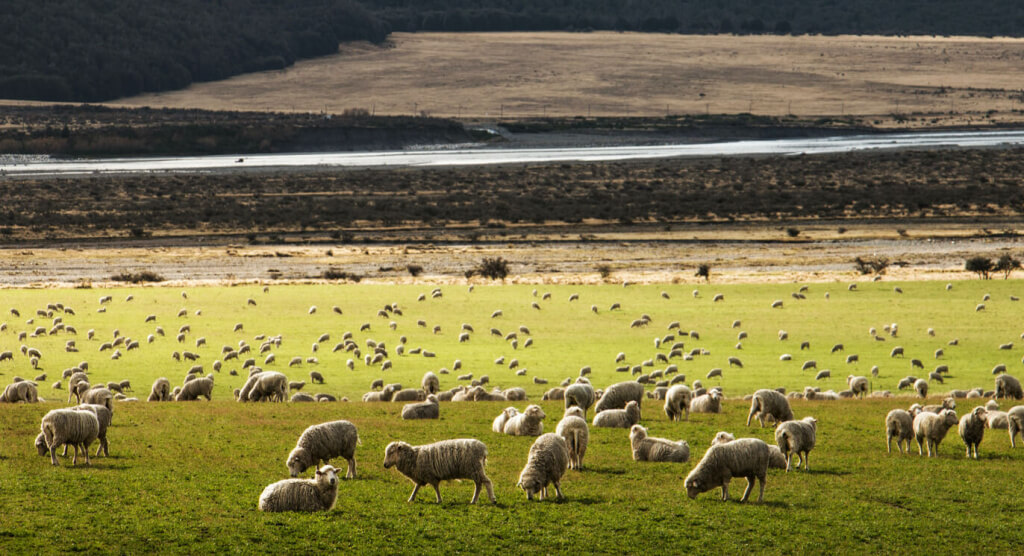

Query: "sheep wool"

xmin=774 ymin=417 xmax=817 ymax=471
xmin=594 ymin=381 xmax=644 ymax=414
xmin=392 ymin=388 xmax=427 ymax=403
xmin=258 ymin=465 xmax=340 ymax=512
xmin=287 ymin=420 xmax=360 ymax=478
xmin=517 ymin=433 xmax=570 ymax=500
xmin=421 ymin=372 xmax=440 ymax=395
xmin=629 ymin=425 xmax=689 ymax=463
xmin=555 ymin=410 xmax=589 ymax=470
xmin=504 ymin=405 xmax=546 ymax=436
xmin=592 ymin=400 xmax=641 ymax=429
xmin=39 ymin=408 xmax=99 ymax=466
xmin=382 ymin=439 xmax=495 ymax=504
xmin=995 ymin=374 xmax=1024 ymax=400
xmin=147 ymin=377 xmax=171 ymax=402
xmin=747 ymin=389 xmax=794 ymax=428
xmin=685 ymin=438 xmax=771 ymax=503
xmin=72 ymin=404 xmax=112 ymax=457
xmin=402 ymin=395 xmax=440 ymax=420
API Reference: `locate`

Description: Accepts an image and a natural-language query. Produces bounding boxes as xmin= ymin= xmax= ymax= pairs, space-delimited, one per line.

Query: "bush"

xmin=965 ymin=256 xmax=994 ymax=279
xmin=995 ymin=254 xmax=1021 ymax=279
xmin=474 ymin=257 xmax=510 ymax=281
xmin=853 ymin=256 xmax=890 ymax=275
xmin=322 ymin=269 xmax=362 ymax=282
xmin=596 ymin=264 xmax=612 ymax=280
xmin=786 ymin=227 xmax=800 ymax=238
xmin=407 ymin=264 xmax=423 ymax=277
xmin=111 ymin=271 xmax=165 ymax=283
xmin=695 ymin=263 xmax=711 ymax=282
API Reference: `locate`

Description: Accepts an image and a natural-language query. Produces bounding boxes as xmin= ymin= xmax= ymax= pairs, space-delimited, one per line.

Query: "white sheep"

xmin=914 ymin=378 xmax=929 ymax=398
xmin=774 ymin=417 xmax=817 ymax=471
xmin=402 ymin=395 xmax=440 ymax=420
xmin=629 ymin=425 xmax=689 ymax=463
xmin=663 ymin=384 xmax=692 ymax=421
xmin=504 ymin=405 xmax=546 ymax=436
xmin=684 ymin=438 xmax=771 ymax=503
xmin=1008 ymin=406 xmax=1024 ymax=447
xmin=690 ymin=391 xmax=722 ymax=413
xmin=175 ymin=377 xmax=213 ymax=401
xmin=995 ymin=374 xmax=1023 ymax=399
xmin=517 ymin=433 xmax=570 ymax=500
xmin=39 ymin=408 xmax=99 ymax=466
xmin=383 ymin=439 xmax=495 ymax=504
xmin=555 ymin=407 xmax=589 ymax=470
xmin=492 ymin=407 xmax=519 ymax=433
xmin=913 ymin=409 xmax=959 ymax=457
xmin=958 ymin=406 xmax=988 ymax=459
xmin=594 ymin=381 xmax=644 ymax=414
xmin=885 ymin=409 xmax=915 ymax=454
xmin=847 ymin=375 xmax=869 ymax=398
xmin=286 ymin=420 xmax=359 ymax=478
xmin=71 ymin=404 xmax=112 ymax=457
xmin=421 ymin=371 xmax=440 ymax=395
xmin=258 ymin=465 xmax=340 ymax=512
xmin=592 ymin=400 xmax=641 ymax=428
xmin=746 ymin=389 xmax=793 ymax=427
xmin=564 ymin=382 xmax=596 ymax=418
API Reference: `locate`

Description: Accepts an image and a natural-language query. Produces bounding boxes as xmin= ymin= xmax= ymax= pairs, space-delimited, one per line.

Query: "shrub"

xmin=111 ymin=271 xmax=165 ymax=283
xmin=474 ymin=257 xmax=510 ymax=281
xmin=965 ymin=256 xmax=994 ymax=279
xmin=853 ymin=256 xmax=890 ymax=275
xmin=407 ymin=264 xmax=424 ymax=277
xmin=596 ymin=264 xmax=612 ymax=280
xmin=322 ymin=268 xmax=362 ymax=282
xmin=695 ymin=263 xmax=711 ymax=282
xmin=995 ymin=254 xmax=1021 ymax=279
xmin=786 ymin=227 xmax=800 ymax=238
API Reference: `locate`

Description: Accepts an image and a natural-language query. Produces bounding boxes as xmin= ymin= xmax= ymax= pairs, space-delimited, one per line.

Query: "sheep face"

xmin=287 ymin=447 xmax=312 ymax=478
xmin=35 ymin=433 xmax=49 ymax=455
xmin=711 ymin=431 xmax=735 ymax=446
xmin=685 ymin=477 xmax=709 ymax=499
xmin=517 ymin=475 xmax=546 ymax=500
xmin=382 ymin=442 xmax=413 ymax=469
xmin=525 ymin=405 xmax=546 ymax=421
xmin=316 ymin=465 xmax=339 ymax=488
xmin=629 ymin=424 xmax=647 ymax=442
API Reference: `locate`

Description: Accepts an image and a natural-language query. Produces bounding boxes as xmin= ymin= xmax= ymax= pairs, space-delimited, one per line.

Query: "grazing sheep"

xmin=175 ymin=377 xmax=213 ymax=401
xmin=594 ymin=381 xmax=644 ymax=414
xmin=592 ymin=400 xmax=641 ymax=428
xmin=243 ymin=371 xmax=288 ymax=402
xmin=402 ymin=395 xmax=440 ymax=420
xmin=382 ymin=439 xmax=495 ymax=504
xmin=148 ymin=378 xmax=171 ymax=402
xmin=504 ymin=405 xmax=546 ymax=436
xmin=847 ymin=375 xmax=869 ymax=398
xmin=0 ymin=381 xmax=39 ymax=403
xmin=1008 ymin=406 xmax=1024 ymax=447
xmin=420 ymin=371 xmax=440 ymax=395
xmin=684 ymin=438 xmax=770 ymax=503
xmin=885 ymin=409 xmax=915 ymax=454
xmin=39 ymin=408 xmax=99 ymax=466
xmin=542 ymin=387 xmax=566 ymax=400
xmin=746 ymin=389 xmax=794 ymax=428
xmin=517 ymin=433 xmax=570 ymax=500
xmin=897 ymin=376 xmax=918 ymax=390
xmin=258 ymin=465 xmax=340 ymax=513
xmin=959 ymin=406 xmax=988 ymax=459
xmin=775 ymin=417 xmax=817 ymax=471
xmin=914 ymin=379 xmax=929 ymax=398
xmin=815 ymin=370 xmax=831 ymax=380
xmin=690 ymin=391 xmax=722 ymax=413
xmin=913 ymin=409 xmax=959 ymax=457
xmin=286 ymin=420 xmax=359 ymax=479
xmin=630 ymin=425 xmax=689 ymax=463
xmin=664 ymin=385 xmax=692 ymax=422
xmin=846 ymin=354 xmax=859 ymax=364
xmin=81 ymin=387 xmax=114 ymax=412
xmin=556 ymin=407 xmax=589 ymax=470
xmin=309 ymin=371 xmax=324 ymax=384
xmin=995 ymin=374 xmax=1023 ymax=399
xmin=564 ymin=382 xmax=596 ymax=418
xmin=71 ymin=404 xmax=111 ymax=458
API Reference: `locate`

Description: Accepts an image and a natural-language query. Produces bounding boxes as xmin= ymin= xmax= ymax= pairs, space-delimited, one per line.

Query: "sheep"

xmin=285 ymin=420 xmax=359 ymax=479
xmin=886 ymin=409 xmax=915 ymax=454
xmin=1008 ymin=406 xmax=1024 ymax=447
xmin=392 ymin=388 xmax=427 ymax=402
xmin=71 ymin=404 xmax=112 ymax=457
xmin=913 ymin=409 xmax=959 ymax=457
xmin=774 ymin=417 xmax=817 ymax=471
xmin=959 ymin=406 xmax=988 ymax=459
xmin=243 ymin=371 xmax=288 ymax=402
xmin=148 ymin=378 xmax=171 ymax=402
xmin=492 ymin=407 xmax=519 ymax=433
xmin=594 ymin=381 xmax=644 ymax=414
xmin=847 ymin=375 xmax=869 ymax=398
xmin=0 ymin=381 xmax=39 ymax=403
xmin=175 ymin=377 xmax=214 ymax=401
xmin=630 ymin=425 xmax=689 ymax=463
xmin=542 ymin=387 xmax=566 ymax=400
xmin=309 ymin=371 xmax=324 ymax=385
xmin=664 ymin=384 xmax=692 ymax=422
xmin=897 ymin=376 xmax=918 ymax=390
xmin=503 ymin=405 xmax=546 ymax=436
xmin=82 ymin=386 xmax=114 ymax=411
xmin=383 ymin=439 xmax=495 ymax=504
xmin=39 ymin=408 xmax=99 ymax=466
xmin=402 ymin=395 xmax=440 ymax=420
xmin=564 ymin=382 xmax=596 ymax=418
xmin=592 ymin=400 xmax=641 ymax=428
xmin=684 ymin=438 xmax=770 ymax=503
xmin=556 ymin=407 xmax=589 ymax=470
xmin=921 ymin=397 xmax=956 ymax=414
xmin=914 ymin=379 xmax=929 ymax=398
xmin=514 ymin=434 xmax=570 ymax=503
xmin=690 ymin=391 xmax=722 ymax=413
xmin=258 ymin=465 xmax=340 ymax=513
xmin=746 ymin=389 xmax=793 ymax=428
xmin=995 ymin=374 xmax=1023 ymax=399
xmin=815 ymin=370 xmax=831 ymax=380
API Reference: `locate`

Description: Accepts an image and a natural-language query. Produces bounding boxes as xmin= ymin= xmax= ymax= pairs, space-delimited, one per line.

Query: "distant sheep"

xmin=517 ymin=433 xmax=570 ymax=500
xmin=592 ymin=400 xmax=641 ymax=429
xmin=556 ymin=407 xmax=589 ymax=470
xmin=746 ymin=389 xmax=793 ymax=427
xmin=492 ymin=407 xmax=519 ymax=433
xmin=847 ymin=375 xmax=869 ymax=398
xmin=258 ymin=465 xmax=339 ymax=512
xmin=913 ymin=409 xmax=959 ymax=457
xmin=148 ymin=378 xmax=171 ymax=402
xmin=775 ymin=417 xmax=817 ymax=471
xmin=685 ymin=438 xmax=770 ymax=503
xmin=995 ymin=374 xmax=1023 ymax=399
xmin=421 ymin=371 xmax=440 ymax=395
xmin=383 ymin=439 xmax=495 ymax=504
xmin=630 ymin=425 xmax=689 ymax=463
xmin=0 ymin=381 xmax=39 ymax=403
xmin=309 ymin=371 xmax=324 ymax=384
xmin=914 ymin=379 xmax=928 ymax=398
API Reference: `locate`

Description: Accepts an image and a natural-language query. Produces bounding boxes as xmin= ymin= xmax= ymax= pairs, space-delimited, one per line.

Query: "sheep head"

xmin=287 ymin=446 xmax=313 ymax=477
xmin=315 ymin=465 xmax=339 ymax=487
xmin=382 ymin=441 xmax=413 ymax=469
xmin=629 ymin=424 xmax=647 ymax=442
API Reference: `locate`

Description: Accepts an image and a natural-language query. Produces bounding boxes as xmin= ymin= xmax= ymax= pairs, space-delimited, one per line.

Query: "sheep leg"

xmin=886 ymin=434 xmax=892 ymax=454
xmin=553 ymin=480 xmax=564 ymax=500
xmin=745 ymin=404 xmax=757 ymax=427
xmin=720 ymin=483 xmax=729 ymax=501
xmin=803 ymin=451 xmax=809 ymax=471
xmin=408 ymin=483 xmax=421 ymax=502
xmin=756 ymin=475 xmax=765 ymax=503
xmin=432 ymin=484 xmax=443 ymax=504
xmin=916 ymin=437 xmax=924 ymax=456
xmin=483 ymin=477 xmax=495 ymax=503
xmin=61 ymin=444 xmax=69 ymax=457
xmin=71 ymin=443 xmax=79 ymax=466
xmin=48 ymin=444 xmax=59 ymax=466
xmin=740 ymin=477 xmax=756 ymax=503
xmin=347 ymin=457 xmax=356 ymax=479
xmin=82 ymin=443 xmax=91 ymax=466
xmin=785 ymin=452 xmax=793 ymax=472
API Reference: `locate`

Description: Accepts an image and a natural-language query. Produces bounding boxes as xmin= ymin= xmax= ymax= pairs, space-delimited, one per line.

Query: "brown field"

xmin=115 ymin=32 xmax=1024 ymax=126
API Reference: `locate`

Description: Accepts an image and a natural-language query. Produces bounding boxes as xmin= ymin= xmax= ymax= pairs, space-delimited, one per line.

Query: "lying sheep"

xmin=556 ymin=407 xmax=589 ymax=470
xmin=286 ymin=420 xmax=359 ymax=478
xmin=175 ymin=377 xmax=213 ymax=401
xmin=1008 ymin=406 xmax=1024 ymax=447
xmin=291 ymin=393 xmax=315 ymax=402
xmin=258 ymin=465 xmax=340 ymax=513
xmin=402 ymin=395 xmax=440 ymax=420
xmin=775 ymin=417 xmax=817 ymax=471
xmin=492 ymin=407 xmax=519 ymax=433
xmin=564 ymin=382 xmax=596 ymax=418
xmin=958 ymin=406 xmax=988 ymax=459
xmin=664 ymin=384 xmax=692 ymax=422
xmin=913 ymin=409 xmax=959 ymax=457
xmin=630 ymin=425 xmax=689 ymax=462
xmin=684 ymin=438 xmax=770 ymax=503
xmin=39 ymin=408 xmax=99 ymax=466
xmin=542 ymin=387 xmax=565 ymax=400
xmin=690 ymin=391 xmax=722 ymax=414
xmin=594 ymin=381 xmax=644 ymax=414
xmin=995 ymin=374 xmax=1023 ymax=400
xmin=592 ymin=400 xmax=641 ymax=429
xmin=392 ymin=388 xmax=427 ymax=403
xmin=885 ymin=409 xmax=915 ymax=454
xmin=517 ymin=433 xmax=570 ymax=500
xmin=504 ymin=405 xmax=546 ymax=436
xmin=383 ymin=439 xmax=495 ymax=504
xmin=747 ymin=389 xmax=794 ymax=428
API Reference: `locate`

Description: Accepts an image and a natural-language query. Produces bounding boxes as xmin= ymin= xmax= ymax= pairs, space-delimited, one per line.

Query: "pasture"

xmin=2 ymin=280 xmax=1024 ymax=553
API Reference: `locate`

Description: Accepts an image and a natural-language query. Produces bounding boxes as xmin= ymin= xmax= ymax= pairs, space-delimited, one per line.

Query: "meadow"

xmin=2 ymin=280 xmax=1024 ymax=553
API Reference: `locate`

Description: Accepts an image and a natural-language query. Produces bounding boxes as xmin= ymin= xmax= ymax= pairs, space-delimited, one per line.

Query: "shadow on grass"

xmin=579 ymin=466 xmax=627 ymax=475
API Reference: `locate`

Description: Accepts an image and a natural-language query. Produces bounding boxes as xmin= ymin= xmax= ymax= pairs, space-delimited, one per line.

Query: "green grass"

xmin=2 ymin=280 xmax=1024 ymax=553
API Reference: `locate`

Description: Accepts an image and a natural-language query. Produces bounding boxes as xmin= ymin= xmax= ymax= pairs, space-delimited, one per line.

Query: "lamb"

xmin=885 ymin=409 xmax=916 ymax=454
xmin=517 ymin=433 xmax=570 ymax=500
xmin=995 ymin=374 xmax=1023 ymax=399
xmin=258 ymin=465 xmax=340 ymax=512
xmin=382 ymin=439 xmax=495 ymax=504
xmin=746 ymin=389 xmax=794 ymax=428
xmin=629 ymin=425 xmax=689 ymax=463
xmin=402 ymin=395 xmax=440 ymax=420
xmin=594 ymin=381 xmax=644 ymax=413
xmin=663 ymin=384 xmax=692 ymax=422
xmin=684 ymin=438 xmax=770 ymax=503
xmin=504 ymin=405 xmax=546 ymax=436
xmin=847 ymin=375 xmax=869 ymax=398
xmin=421 ymin=371 xmax=440 ymax=395
xmin=958 ymin=406 xmax=988 ymax=459
xmin=592 ymin=400 xmax=641 ymax=428
xmin=556 ymin=407 xmax=589 ymax=470
xmin=564 ymin=382 xmax=596 ymax=418
xmin=690 ymin=391 xmax=722 ymax=413
xmin=71 ymin=404 xmax=112 ymax=457
xmin=913 ymin=409 xmax=959 ymax=457
xmin=39 ymin=408 xmax=99 ymax=466
xmin=286 ymin=420 xmax=359 ymax=478
xmin=1008 ymin=406 xmax=1024 ymax=447
xmin=775 ymin=417 xmax=817 ymax=471
xmin=175 ymin=376 xmax=213 ymax=401
xmin=148 ymin=377 xmax=171 ymax=402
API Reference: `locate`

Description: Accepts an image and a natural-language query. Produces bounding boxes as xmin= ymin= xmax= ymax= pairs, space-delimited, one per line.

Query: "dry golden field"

xmin=115 ymin=32 xmax=1024 ymax=125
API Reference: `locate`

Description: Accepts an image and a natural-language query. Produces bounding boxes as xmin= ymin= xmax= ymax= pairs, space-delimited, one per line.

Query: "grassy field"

xmin=2 ymin=280 xmax=1024 ymax=553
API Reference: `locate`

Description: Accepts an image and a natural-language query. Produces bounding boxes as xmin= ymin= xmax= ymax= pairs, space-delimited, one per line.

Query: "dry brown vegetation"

xmin=114 ymin=32 xmax=1024 ymax=126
